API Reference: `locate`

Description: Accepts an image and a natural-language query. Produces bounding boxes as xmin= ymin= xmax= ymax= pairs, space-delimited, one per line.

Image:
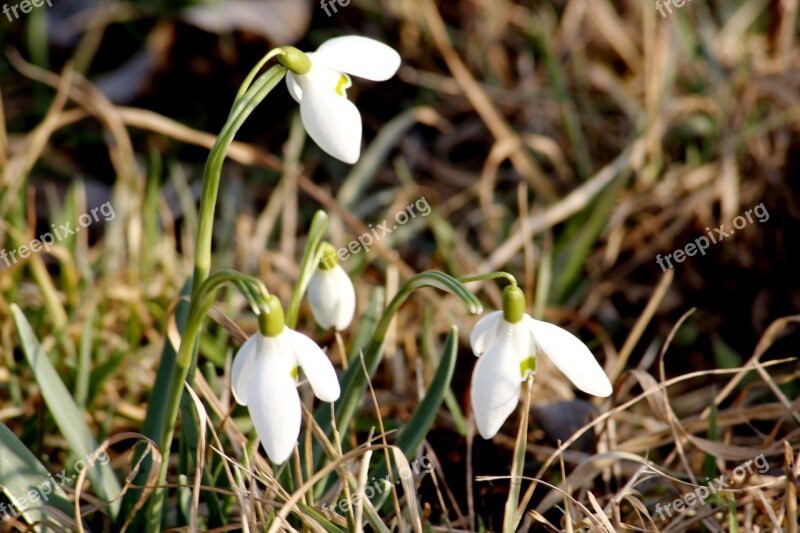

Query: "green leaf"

xmin=0 ymin=422 xmax=74 ymax=529
xmin=314 ymin=271 xmax=481 ymax=466
xmin=286 ymin=210 xmax=329 ymax=328
xmin=370 ymin=326 xmax=459 ymax=482
xmin=11 ymin=304 xmax=121 ymax=518
xmin=118 ymin=278 xmax=192 ymax=526
xmin=394 ymin=326 xmax=458 ymax=454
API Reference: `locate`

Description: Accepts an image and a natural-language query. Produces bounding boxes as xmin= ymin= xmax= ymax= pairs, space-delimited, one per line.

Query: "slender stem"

xmin=503 ymin=376 xmax=533 ymax=533
xmin=145 ymin=61 xmax=286 ymax=530
xmin=192 ymin=65 xmax=286 ymax=295
xmin=459 ymin=271 xmax=517 ymax=287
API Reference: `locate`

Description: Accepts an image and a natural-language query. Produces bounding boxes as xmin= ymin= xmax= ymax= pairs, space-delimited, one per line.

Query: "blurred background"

xmin=1 ymin=0 xmax=799 ymax=530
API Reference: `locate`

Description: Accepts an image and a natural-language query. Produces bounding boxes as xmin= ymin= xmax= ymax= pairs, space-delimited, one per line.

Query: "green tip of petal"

xmin=259 ymin=295 xmax=286 ymax=337
xmin=317 ymin=242 xmax=338 ymax=270
xmin=520 ymin=356 xmax=537 ymax=378
xmin=502 ymin=285 xmax=526 ymax=323
xmin=278 ymin=46 xmax=311 ymax=75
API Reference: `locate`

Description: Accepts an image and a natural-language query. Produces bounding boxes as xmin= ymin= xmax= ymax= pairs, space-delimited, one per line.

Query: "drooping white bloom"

xmin=307 ymin=242 xmax=356 ymax=330
xmin=470 ymin=287 xmax=612 ymax=439
xmin=282 ymin=36 xmax=401 ymax=164
xmin=232 ymin=301 xmax=340 ymax=463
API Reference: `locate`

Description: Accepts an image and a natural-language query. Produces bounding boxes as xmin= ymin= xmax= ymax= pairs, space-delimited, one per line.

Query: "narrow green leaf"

xmin=0 ymin=422 xmax=74 ymax=529
xmin=75 ymin=305 xmax=95 ymax=409
xmin=286 ymin=210 xmax=329 ymax=328
xmin=314 ymin=271 xmax=481 ymax=468
xmin=395 ymin=326 xmax=458 ymax=454
xmin=11 ymin=304 xmax=121 ymax=517
xmin=370 ymin=326 xmax=459 ymax=483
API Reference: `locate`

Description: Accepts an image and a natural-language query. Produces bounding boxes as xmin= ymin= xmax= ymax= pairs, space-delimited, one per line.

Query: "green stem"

xmin=145 ymin=61 xmax=286 ymax=530
xmin=192 ymin=65 xmax=287 ymax=292
xmin=459 ymin=271 xmax=517 ymax=287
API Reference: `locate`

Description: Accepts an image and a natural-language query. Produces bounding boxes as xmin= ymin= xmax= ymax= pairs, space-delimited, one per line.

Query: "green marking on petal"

xmin=335 ymin=74 xmax=351 ymax=96
xmin=290 ymin=366 xmax=299 ymax=380
xmin=520 ymin=356 xmax=537 ymax=378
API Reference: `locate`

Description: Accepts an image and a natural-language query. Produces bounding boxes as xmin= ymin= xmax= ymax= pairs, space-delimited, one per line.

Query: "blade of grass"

xmin=11 ymin=304 xmax=121 ymax=517
xmin=0 ymin=422 xmax=74 ymax=529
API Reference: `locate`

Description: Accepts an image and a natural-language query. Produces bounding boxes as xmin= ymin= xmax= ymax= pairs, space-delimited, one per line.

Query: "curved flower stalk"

xmin=140 ymin=35 xmax=397 ymax=528
xmin=470 ymin=285 xmax=612 ymax=439
xmin=307 ymin=242 xmax=356 ymax=330
xmin=233 ymin=295 xmax=340 ymax=463
xmin=280 ymin=36 xmax=401 ymax=163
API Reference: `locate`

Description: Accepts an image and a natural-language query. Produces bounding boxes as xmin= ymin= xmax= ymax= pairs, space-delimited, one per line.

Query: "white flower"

xmin=308 ymin=265 xmax=355 ymax=330
xmin=232 ymin=327 xmax=340 ymax=463
xmin=469 ymin=287 xmax=612 ymax=439
xmin=307 ymin=243 xmax=356 ymax=330
xmin=282 ymin=36 xmax=401 ymax=164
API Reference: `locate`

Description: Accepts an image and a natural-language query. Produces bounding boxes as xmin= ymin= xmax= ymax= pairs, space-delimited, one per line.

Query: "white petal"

xmin=307 ymin=266 xmax=355 ymax=330
xmin=501 ymin=320 xmax=534 ymax=375
xmin=330 ymin=266 xmax=356 ymax=330
xmin=314 ymin=36 xmax=401 ymax=81
xmin=299 ymin=80 xmax=362 ymax=164
xmin=525 ymin=316 xmax=613 ymax=397
xmin=469 ymin=310 xmax=503 ymax=356
xmin=286 ymin=71 xmax=303 ymax=103
xmin=245 ymin=343 xmax=301 ymax=463
xmin=287 ymin=329 xmax=341 ymax=402
xmin=470 ymin=334 xmax=522 ymax=439
xmin=307 ymin=270 xmax=335 ymax=329
xmin=231 ymin=334 xmax=259 ymax=406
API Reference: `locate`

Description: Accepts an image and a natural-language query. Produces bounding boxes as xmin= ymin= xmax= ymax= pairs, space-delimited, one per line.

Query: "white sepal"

xmin=231 ymin=334 xmax=259 ymax=406
xmin=314 ymin=36 xmax=401 ymax=81
xmin=525 ymin=316 xmax=613 ymax=397
xmin=285 ymin=71 xmax=303 ymax=103
xmin=245 ymin=335 xmax=301 ymax=463
xmin=469 ymin=310 xmax=503 ymax=357
xmin=470 ymin=332 xmax=522 ymax=439
xmin=287 ymin=329 xmax=341 ymax=402
xmin=307 ymin=265 xmax=356 ymax=330
xmin=298 ymin=78 xmax=362 ymax=164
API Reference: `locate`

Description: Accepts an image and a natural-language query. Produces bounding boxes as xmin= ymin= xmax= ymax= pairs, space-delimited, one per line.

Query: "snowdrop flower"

xmin=279 ymin=36 xmax=401 ymax=163
xmin=470 ymin=285 xmax=612 ymax=439
xmin=307 ymin=242 xmax=356 ymax=330
xmin=232 ymin=295 xmax=340 ymax=463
